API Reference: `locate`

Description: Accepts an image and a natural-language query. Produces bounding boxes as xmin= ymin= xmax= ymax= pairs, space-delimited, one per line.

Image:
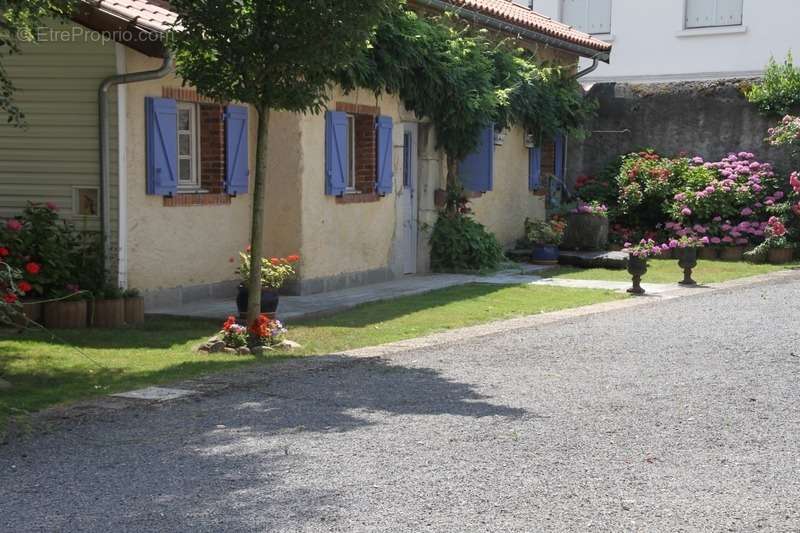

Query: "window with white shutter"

xmin=685 ymin=0 xmax=743 ymax=29
xmin=562 ymin=0 xmax=612 ymax=35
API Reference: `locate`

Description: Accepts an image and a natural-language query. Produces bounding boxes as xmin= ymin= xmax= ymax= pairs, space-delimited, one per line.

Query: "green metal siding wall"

xmin=0 ymin=22 xmax=119 ymax=262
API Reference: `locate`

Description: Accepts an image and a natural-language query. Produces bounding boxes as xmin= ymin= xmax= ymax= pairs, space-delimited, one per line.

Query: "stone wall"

xmin=568 ymin=80 xmax=792 ymax=188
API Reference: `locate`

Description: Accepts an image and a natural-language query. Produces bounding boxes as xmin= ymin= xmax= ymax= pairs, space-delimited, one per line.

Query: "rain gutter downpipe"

xmin=98 ymin=52 xmax=173 ymax=277
xmin=412 ymin=0 xmax=611 ymax=63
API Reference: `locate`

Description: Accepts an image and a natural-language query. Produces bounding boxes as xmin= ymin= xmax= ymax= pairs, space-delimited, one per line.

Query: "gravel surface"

xmin=2 ymin=277 xmax=800 ymax=532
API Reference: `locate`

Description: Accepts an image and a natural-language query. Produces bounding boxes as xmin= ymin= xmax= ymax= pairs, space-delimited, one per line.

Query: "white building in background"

xmin=512 ymin=0 xmax=800 ymax=83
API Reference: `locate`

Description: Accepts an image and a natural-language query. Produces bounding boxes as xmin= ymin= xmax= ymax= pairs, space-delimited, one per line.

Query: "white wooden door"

xmin=400 ymin=125 xmax=418 ymax=275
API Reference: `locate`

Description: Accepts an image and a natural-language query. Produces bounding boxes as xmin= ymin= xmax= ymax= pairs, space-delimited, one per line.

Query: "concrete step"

xmin=558 ymin=250 xmax=628 ymax=269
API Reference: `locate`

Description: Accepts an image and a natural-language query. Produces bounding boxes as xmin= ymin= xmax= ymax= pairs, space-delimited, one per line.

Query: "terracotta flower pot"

xmin=698 ymin=247 xmax=719 ymax=260
xmin=124 ymin=296 xmax=145 ymax=325
xmin=91 ymin=298 xmax=126 ymax=328
xmin=768 ymin=247 xmax=794 ymax=264
xmin=719 ymin=246 xmax=745 ymax=261
xmin=43 ymin=300 xmax=87 ymax=329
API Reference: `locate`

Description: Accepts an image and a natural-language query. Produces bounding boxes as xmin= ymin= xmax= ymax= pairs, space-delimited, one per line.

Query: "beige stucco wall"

xmin=123 ymin=50 xmax=303 ymax=292
xmin=297 ymin=88 xmax=405 ymax=283
xmin=471 ymin=125 xmax=546 ymax=248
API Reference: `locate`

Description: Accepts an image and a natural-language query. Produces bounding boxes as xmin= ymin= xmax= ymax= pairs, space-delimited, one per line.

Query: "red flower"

xmin=46 ymin=202 xmax=58 ymax=211
xmin=6 ymin=219 xmax=22 ymax=232
xmin=0 ymin=247 xmax=8 ymax=257
xmin=25 ymin=262 xmax=41 ymax=275
xmin=270 ymin=257 xmax=281 ymax=265
xmin=245 ymin=245 xmax=252 ymax=252
xmin=18 ymin=281 xmax=32 ymax=294
xmin=222 ymin=316 xmax=237 ymax=332
xmin=287 ymin=254 xmax=301 ymax=263
xmin=3 ymin=292 xmax=18 ymax=304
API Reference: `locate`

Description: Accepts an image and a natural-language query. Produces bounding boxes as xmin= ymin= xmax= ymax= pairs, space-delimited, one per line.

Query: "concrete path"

xmin=149 ymin=265 xmax=672 ymax=321
xmin=3 ymin=273 xmax=800 ymax=531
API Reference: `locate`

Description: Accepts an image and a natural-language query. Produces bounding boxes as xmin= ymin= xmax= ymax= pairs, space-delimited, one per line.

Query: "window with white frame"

xmin=176 ymin=102 xmax=200 ymax=191
xmin=562 ymin=0 xmax=612 ymax=35
xmin=685 ymin=0 xmax=743 ymax=29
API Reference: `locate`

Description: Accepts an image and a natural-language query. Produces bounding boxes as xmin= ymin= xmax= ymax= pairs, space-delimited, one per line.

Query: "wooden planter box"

xmin=719 ymin=246 xmax=745 ymax=261
xmin=699 ymin=247 xmax=719 ymax=260
xmin=124 ymin=296 xmax=145 ymax=325
xmin=12 ymin=301 xmax=43 ymax=327
xmin=91 ymin=299 xmax=126 ymax=328
xmin=768 ymin=247 xmax=794 ymax=264
xmin=43 ymin=300 xmax=87 ymax=329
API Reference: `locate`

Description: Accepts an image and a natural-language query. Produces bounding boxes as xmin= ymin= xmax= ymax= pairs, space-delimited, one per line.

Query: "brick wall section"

xmin=354 ymin=113 xmax=376 ymax=193
xmin=200 ymin=104 xmax=225 ymax=193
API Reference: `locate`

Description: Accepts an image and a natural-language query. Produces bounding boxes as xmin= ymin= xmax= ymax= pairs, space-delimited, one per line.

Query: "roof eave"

xmin=71 ymin=1 xmax=168 ymax=57
xmin=411 ymin=0 xmax=611 ymax=63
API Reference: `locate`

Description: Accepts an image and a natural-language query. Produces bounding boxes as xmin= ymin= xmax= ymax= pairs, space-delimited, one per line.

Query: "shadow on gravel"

xmin=1 ymin=355 xmax=530 ymax=531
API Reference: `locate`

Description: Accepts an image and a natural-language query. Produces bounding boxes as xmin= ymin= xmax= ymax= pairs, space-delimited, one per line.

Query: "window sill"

xmin=335 ymin=192 xmax=381 ymax=204
xmin=164 ymin=193 xmax=232 ymax=207
xmin=676 ymin=25 xmax=747 ymax=38
xmin=531 ymin=189 xmax=547 ymax=197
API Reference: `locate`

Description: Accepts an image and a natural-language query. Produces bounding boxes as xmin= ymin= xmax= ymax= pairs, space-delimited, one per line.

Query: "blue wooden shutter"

xmin=554 ymin=134 xmax=566 ymax=180
xmin=459 ymin=125 xmax=494 ymax=192
xmin=145 ymin=97 xmax=178 ymax=196
xmin=325 ymin=111 xmax=348 ymax=196
xmin=529 ymin=147 xmax=542 ymax=191
xmin=376 ymin=115 xmax=393 ymax=195
xmin=225 ymin=105 xmax=250 ymax=195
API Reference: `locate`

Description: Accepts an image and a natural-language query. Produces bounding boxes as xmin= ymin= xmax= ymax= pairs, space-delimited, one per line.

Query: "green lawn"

xmin=540 ymin=259 xmax=800 ymax=285
xmin=0 ymin=283 xmax=624 ymax=427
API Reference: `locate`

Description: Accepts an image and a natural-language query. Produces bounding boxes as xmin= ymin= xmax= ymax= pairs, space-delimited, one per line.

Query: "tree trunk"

xmin=446 ymin=156 xmax=458 ymax=190
xmin=246 ymin=107 xmax=271 ymax=325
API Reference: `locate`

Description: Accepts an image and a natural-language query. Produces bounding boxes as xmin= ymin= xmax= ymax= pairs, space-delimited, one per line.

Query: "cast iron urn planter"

xmin=236 ymin=284 xmax=280 ymax=317
xmin=626 ymin=255 xmax=648 ymax=295
xmin=676 ymin=247 xmax=699 ymax=286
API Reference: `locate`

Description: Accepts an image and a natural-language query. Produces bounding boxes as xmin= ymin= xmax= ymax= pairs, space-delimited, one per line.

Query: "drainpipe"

xmin=573 ymin=58 xmax=600 ymax=80
xmin=98 ymin=52 xmax=173 ymax=281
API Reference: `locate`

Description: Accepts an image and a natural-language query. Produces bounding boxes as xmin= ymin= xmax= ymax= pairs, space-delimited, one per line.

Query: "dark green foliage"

xmin=339 ymin=7 xmax=596 ymax=163
xmin=167 ymin=0 xmax=393 ymax=113
xmin=430 ymin=213 xmax=504 ymax=272
xmin=745 ymin=52 xmax=800 ymax=117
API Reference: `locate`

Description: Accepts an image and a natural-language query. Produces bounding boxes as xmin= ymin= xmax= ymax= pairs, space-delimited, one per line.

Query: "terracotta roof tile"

xmin=439 ymin=0 xmax=611 ymax=54
xmin=86 ymin=0 xmax=177 ymax=33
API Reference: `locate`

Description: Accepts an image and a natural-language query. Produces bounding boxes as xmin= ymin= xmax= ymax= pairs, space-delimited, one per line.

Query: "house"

xmin=0 ymin=0 xmax=610 ymax=309
xmin=522 ymin=0 xmax=800 ymax=83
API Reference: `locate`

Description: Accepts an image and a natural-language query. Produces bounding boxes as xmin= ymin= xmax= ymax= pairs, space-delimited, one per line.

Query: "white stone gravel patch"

xmin=112 ymin=387 xmax=198 ymax=401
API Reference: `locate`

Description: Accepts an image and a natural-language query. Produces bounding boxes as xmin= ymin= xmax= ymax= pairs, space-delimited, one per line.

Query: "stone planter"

xmin=626 ymin=255 xmax=648 ymax=295
xmin=699 ymin=247 xmax=719 ymax=260
xmin=676 ymin=248 xmax=699 ymax=286
xmin=91 ymin=298 xmax=126 ymax=328
xmin=124 ymin=296 xmax=145 ymax=325
xmin=719 ymin=246 xmax=745 ymax=261
xmin=43 ymin=300 xmax=87 ymax=329
xmin=768 ymin=247 xmax=794 ymax=264
xmin=236 ymin=284 xmax=280 ymax=318
xmin=530 ymin=244 xmax=559 ymax=265
xmin=561 ymin=213 xmax=609 ymax=251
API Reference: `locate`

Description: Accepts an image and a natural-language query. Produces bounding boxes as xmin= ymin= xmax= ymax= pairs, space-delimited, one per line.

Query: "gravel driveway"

xmin=2 ymin=276 xmax=800 ymax=532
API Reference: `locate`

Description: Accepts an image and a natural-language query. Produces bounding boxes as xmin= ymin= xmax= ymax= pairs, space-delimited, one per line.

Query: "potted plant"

xmin=525 ymin=217 xmax=565 ymax=265
xmin=235 ymin=249 xmax=300 ymax=317
xmin=561 ymin=201 xmax=610 ymax=251
xmin=90 ymin=286 xmax=126 ymax=328
xmin=670 ymin=236 xmax=708 ymax=286
xmin=622 ymin=239 xmax=663 ymax=295
xmin=745 ymin=216 xmax=794 ymax=264
xmin=123 ymin=288 xmax=145 ymax=325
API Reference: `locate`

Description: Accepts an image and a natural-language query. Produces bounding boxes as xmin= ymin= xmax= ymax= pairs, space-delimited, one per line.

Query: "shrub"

xmin=745 ymin=53 xmax=800 ymax=117
xmin=430 ymin=212 xmax=503 ymax=272
xmin=524 ymin=217 xmax=566 ymax=246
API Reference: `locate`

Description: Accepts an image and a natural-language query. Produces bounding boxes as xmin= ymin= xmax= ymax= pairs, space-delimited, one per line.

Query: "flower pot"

xmin=719 ymin=246 xmax=745 ymax=261
xmin=43 ymin=300 xmax=87 ymax=329
xmin=768 ymin=247 xmax=794 ymax=264
xmin=530 ymin=244 xmax=560 ymax=265
xmin=91 ymin=298 xmax=126 ymax=328
xmin=124 ymin=296 xmax=145 ymax=325
xmin=236 ymin=284 xmax=280 ymax=317
xmin=626 ymin=255 xmax=648 ymax=295
xmin=676 ymin=248 xmax=699 ymax=286
xmin=698 ymin=247 xmax=719 ymax=260
xmin=561 ymin=213 xmax=609 ymax=251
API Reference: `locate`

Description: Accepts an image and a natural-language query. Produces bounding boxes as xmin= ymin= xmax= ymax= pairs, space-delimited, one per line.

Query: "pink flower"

xmin=774 ymin=191 xmax=785 ymax=200
xmin=722 ymin=236 xmax=734 ymax=244
xmin=674 ymin=193 xmax=687 ymax=202
xmin=701 ymin=236 xmax=710 ymax=245
xmin=669 ymin=239 xmax=679 ymax=249
xmin=710 ymin=237 xmax=722 ymax=244
xmin=6 ymin=219 xmax=22 ymax=231
xmin=681 ymin=207 xmax=692 ymax=217
xmin=740 ymin=208 xmax=753 ymax=216
xmin=46 ymin=202 xmax=58 ymax=211
xmin=712 ymin=216 xmax=722 ymax=223
xmin=736 ymin=238 xmax=749 ymax=245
